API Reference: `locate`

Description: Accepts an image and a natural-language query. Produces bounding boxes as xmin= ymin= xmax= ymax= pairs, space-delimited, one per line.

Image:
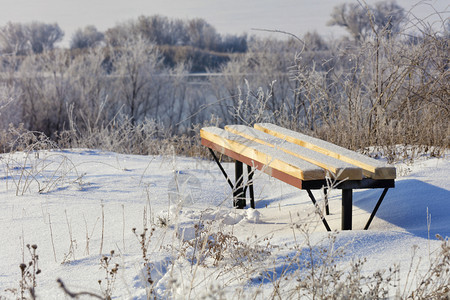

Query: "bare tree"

xmin=110 ymin=37 xmax=164 ymax=124
xmin=373 ymin=0 xmax=406 ymax=38
xmin=303 ymin=31 xmax=329 ymax=51
xmin=66 ymin=47 xmax=110 ymax=132
xmin=106 ymin=16 xmax=190 ymax=47
xmin=16 ymin=49 xmax=72 ymax=135
xmin=70 ymin=25 xmax=104 ymax=49
xmin=135 ymin=15 xmax=175 ymax=45
xmin=0 ymin=21 xmax=63 ymax=55
xmin=27 ymin=22 xmax=64 ymax=53
xmin=187 ymin=18 xmax=220 ymax=50
xmin=209 ymin=37 xmax=297 ymax=125
xmin=327 ymin=1 xmax=406 ymax=41
xmin=169 ymin=19 xmax=190 ymax=46
xmin=0 ymin=22 xmax=29 ymax=55
xmin=327 ymin=2 xmax=370 ymax=42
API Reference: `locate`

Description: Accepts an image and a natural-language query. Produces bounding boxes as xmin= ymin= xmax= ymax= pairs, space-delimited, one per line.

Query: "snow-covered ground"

xmin=0 ymin=148 xmax=449 ymax=299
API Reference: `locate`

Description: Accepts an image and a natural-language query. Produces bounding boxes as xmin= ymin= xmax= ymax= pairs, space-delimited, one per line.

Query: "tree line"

xmin=0 ymin=15 xmax=247 ymax=72
xmin=0 ymin=1 xmax=448 ymax=158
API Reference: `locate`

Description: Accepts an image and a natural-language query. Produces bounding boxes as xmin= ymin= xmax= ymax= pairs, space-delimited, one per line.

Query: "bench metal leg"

xmin=324 ymin=188 xmax=330 ymax=215
xmin=342 ymin=189 xmax=353 ymax=230
xmin=208 ymin=149 xmax=254 ymax=209
xmin=364 ymin=188 xmax=389 ymax=230
xmin=247 ymin=165 xmax=255 ymax=209
xmin=306 ymin=189 xmax=331 ymax=231
xmin=243 ymin=166 xmax=255 ymax=208
xmin=234 ymin=161 xmax=246 ymax=208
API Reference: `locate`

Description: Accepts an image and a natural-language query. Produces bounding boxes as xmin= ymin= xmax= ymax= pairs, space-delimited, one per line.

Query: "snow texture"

xmin=0 ymin=148 xmax=448 ymax=298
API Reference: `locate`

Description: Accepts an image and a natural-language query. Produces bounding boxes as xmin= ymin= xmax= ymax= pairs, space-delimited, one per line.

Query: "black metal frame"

xmin=209 ymin=149 xmax=255 ymax=209
xmin=305 ymin=189 xmax=332 ymax=231
xmin=208 ymin=148 xmax=393 ymax=230
xmin=303 ymin=182 xmax=393 ymax=231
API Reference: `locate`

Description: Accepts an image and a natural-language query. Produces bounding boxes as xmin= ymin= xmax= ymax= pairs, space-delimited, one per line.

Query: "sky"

xmin=0 ymin=0 xmax=448 ymax=47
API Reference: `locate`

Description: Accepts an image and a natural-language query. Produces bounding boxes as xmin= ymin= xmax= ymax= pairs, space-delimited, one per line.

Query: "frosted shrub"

xmin=178 ymin=221 xmax=272 ymax=268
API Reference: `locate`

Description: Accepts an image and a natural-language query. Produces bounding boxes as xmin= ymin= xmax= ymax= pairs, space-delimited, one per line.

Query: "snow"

xmin=0 ymin=148 xmax=448 ymax=298
xmin=255 ymin=123 xmax=392 ymax=169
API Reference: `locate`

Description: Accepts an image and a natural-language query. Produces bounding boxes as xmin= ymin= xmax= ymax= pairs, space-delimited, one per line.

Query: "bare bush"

xmin=20 ymin=51 xmax=71 ymax=134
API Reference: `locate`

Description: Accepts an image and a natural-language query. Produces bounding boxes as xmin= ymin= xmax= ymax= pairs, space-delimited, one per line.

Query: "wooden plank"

xmin=202 ymin=138 xmax=305 ymax=189
xmin=254 ymin=123 xmax=396 ymax=180
xmin=225 ymin=125 xmax=363 ymax=180
xmin=200 ymin=127 xmax=325 ymax=181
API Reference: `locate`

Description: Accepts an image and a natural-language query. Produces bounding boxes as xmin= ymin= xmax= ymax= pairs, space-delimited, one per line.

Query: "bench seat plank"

xmin=200 ymin=127 xmax=325 ymax=181
xmin=254 ymin=123 xmax=396 ymax=180
xmin=225 ymin=125 xmax=363 ymax=180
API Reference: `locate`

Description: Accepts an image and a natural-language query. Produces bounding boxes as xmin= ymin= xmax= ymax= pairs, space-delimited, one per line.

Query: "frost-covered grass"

xmin=0 ymin=148 xmax=449 ymax=299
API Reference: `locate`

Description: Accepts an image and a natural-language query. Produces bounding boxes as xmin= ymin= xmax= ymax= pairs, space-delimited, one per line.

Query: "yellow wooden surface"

xmin=254 ymin=123 xmax=396 ymax=179
xmin=200 ymin=127 xmax=325 ymax=181
xmin=225 ymin=125 xmax=363 ymax=180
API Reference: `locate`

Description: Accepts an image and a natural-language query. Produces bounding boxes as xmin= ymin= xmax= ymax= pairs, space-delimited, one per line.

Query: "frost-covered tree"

xmin=0 ymin=21 xmax=63 ymax=54
xmin=17 ymin=49 xmax=72 ymax=134
xmin=110 ymin=37 xmax=165 ymax=124
xmin=27 ymin=22 xmax=64 ymax=53
xmin=372 ymin=1 xmax=406 ymax=38
xmin=0 ymin=22 xmax=29 ymax=55
xmin=327 ymin=2 xmax=370 ymax=42
xmin=303 ymin=31 xmax=329 ymax=51
xmin=327 ymin=0 xmax=406 ymax=41
xmin=186 ymin=18 xmax=220 ymax=50
xmin=134 ymin=15 xmax=189 ymax=46
xmin=70 ymin=25 xmax=104 ymax=49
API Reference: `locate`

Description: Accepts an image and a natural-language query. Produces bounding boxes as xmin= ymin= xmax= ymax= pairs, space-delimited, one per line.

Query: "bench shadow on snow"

xmin=254 ymin=191 xmax=309 ymax=209
xmin=246 ymin=180 xmax=449 ymax=286
xmin=354 ymin=179 xmax=450 ymax=239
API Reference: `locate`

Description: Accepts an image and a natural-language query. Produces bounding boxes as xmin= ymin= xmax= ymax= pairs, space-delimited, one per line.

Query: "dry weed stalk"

xmin=98 ymin=250 xmax=120 ymax=300
xmin=5 ymin=244 xmax=42 ymax=299
xmin=132 ymin=226 xmax=157 ymax=297
xmin=403 ymin=235 xmax=450 ymax=299
xmin=178 ymin=220 xmax=271 ymax=270
xmin=56 ymin=250 xmax=120 ymax=300
xmin=61 ymin=210 xmax=77 ymax=264
xmin=99 ymin=202 xmax=105 ymax=256
xmin=1 ymin=127 xmax=84 ymax=195
xmin=48 ymin=214 xmax=57 ymax=263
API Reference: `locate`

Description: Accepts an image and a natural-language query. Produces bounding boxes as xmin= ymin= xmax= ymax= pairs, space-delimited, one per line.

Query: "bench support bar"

xmin=364 ymin=188 xmax=389 ymax=230
xmin=208 ymin=148 xmax=234 ymax=189
xmin=306 ymin=190 xmax=332 ymax=231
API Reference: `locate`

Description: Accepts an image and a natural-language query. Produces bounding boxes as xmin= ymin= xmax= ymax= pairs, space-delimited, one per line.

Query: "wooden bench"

xmin=200 ymin=123 xmax=396 ymax=231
